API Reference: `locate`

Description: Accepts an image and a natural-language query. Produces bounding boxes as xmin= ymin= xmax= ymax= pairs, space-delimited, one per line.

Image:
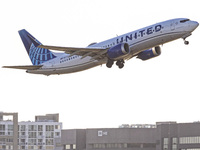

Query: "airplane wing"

xmin=3 ymin=65 xmax=42 ymax=70
xmin=38 ymin=45 xmax=108 ymax=59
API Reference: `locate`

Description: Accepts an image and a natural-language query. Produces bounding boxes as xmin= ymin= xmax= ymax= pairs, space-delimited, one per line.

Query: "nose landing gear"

xmin=182 ymin=33 xmax=191 ymax=45
xmin=184 ymin=39 xmax=189 ymax=45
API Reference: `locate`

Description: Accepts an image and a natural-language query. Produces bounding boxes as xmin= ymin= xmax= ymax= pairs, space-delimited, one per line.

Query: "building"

xmin=61 ymin=126 xmax=156 ymax=150
xmin=61 ymin=122 xmax=200 ymax=150
xmin=2 ymin=112 xmax=200 ymax=150
xmin=156 ymin=121 xmax=200 ymax=150
xmin=18 ymin=113 xmax=62 ymax=150
xmin=0 ymin=112 xmax=18 ymax=150
xmin=0 ymin=113 xmax=62 ymax=150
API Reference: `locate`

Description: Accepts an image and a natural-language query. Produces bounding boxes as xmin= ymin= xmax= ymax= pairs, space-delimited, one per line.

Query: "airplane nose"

xmin=190 ymin=21 xmax=199 ymax=30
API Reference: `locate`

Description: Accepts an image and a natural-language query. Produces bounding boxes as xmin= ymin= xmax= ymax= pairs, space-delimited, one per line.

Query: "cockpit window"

xmin=180 ymin=19 xmax=190 ymax=23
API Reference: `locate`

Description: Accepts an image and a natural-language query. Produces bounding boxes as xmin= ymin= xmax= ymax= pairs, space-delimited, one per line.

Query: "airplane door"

xmin=171 ymin=21 xmax=175 ymax=30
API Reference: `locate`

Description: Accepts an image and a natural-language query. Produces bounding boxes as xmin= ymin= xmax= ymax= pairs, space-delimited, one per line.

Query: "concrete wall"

xmin=61 ymin=129 xmax=86 ymax=150
xmin=62 ymin=130 xmax=77 ymax=145
xmin=86 ymin=128 xmax=156 ymax=144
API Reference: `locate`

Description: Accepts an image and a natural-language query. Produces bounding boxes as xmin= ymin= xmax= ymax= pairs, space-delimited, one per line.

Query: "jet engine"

xmin=107 ymin=43 xmax=130 ymax=60
xmin=137 ymin=46 xmax=161 ymax=60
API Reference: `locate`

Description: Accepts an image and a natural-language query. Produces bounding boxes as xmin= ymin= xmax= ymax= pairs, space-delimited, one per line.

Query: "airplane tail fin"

xmin=18 ymin=29 xmax=56 ymax=65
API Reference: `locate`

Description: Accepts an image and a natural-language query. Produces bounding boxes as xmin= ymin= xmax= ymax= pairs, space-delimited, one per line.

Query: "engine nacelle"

xmin=107 ymin=43 xmax=130 ymax=60
xmin=137 ymin=46 xmax=161 ymax=60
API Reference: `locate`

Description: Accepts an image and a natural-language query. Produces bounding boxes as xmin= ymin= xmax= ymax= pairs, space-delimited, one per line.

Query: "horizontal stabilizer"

xmin=2 ymin=65 xmax=42 ymax=70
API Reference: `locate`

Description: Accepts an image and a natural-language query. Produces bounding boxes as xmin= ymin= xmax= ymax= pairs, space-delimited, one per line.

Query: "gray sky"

xmin=0 ymin=0 xmax=200 ymax=129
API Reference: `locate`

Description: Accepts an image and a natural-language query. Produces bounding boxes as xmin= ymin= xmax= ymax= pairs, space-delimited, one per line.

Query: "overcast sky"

xmin=0 ymin=0 xmax=200 ymax=129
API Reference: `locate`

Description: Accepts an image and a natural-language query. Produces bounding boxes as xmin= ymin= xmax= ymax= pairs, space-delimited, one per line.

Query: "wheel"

xmin=116 ymin=61 xmax=120 ymax=66
xmin=118 ymin=63 xmax=124 ymax=69
xmin=184 ymin=41 xmax=189 ymax=45
xmin=106 ymin=59 xmax=114 ymax=68
xmin=116 ymin=60 xmax=125 ymax=69
xmin=106 ymin=63 xmax=112 ymax=68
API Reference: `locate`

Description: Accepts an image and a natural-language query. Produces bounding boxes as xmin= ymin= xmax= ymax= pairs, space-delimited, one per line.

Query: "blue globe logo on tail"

xmin=29 ymin=44 xmax=56 ymax=65
xmin=18 ymin=29 xmax=56 ymax=66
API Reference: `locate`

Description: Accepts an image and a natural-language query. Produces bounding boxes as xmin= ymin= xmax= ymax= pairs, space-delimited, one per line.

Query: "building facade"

xmin=0 ymin=112 xmax=18 ymax=150
xmin=61 ymin=122 xmax=200 ymax=150
xmin=18 ymin=121 xmax=62 ymax=150
xmin=0 ymin=113 xmax=62 ymax=150
xmin=156 ymin=122 xmax=200 ymax=150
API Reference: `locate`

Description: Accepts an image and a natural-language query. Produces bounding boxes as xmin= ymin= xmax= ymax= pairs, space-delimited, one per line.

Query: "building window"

xmin=46 ymin=125 xmax=54 ymax=131
xmin=38 ymin=125 xmax=43 ymax=131
xmin=8 ymin=131 xmax=13 ymax=136
xmin=55 ymin=132 xmax=60 ymax=136
xmin=0 ymin=125 xmax=5 ymax=131
xmin=124 ymin=143 xmax=127 ymax=148
xmin=46 ymin=146 xmax=54 ymax=149
xmin=38 ymin=139 xmax=43 ymax=144
xmin=46 ymin=139 xmax=54 ymax=145
xmin=163 ymin=138 xmax=168 ymax=150
xmin=28 ymin=132 xmax=37 ymax=138
xmin=20 ymin=125 xmax=26 ymax=131
xmin=55 ymin=125 xmax=61 ymax=129
xmin=38 ymin=132 xmax=43 ymax=136
xmin=28 ymin=125 xmax=37 ymax=131
xmin=6 ymin=138 xmax=13 ymax=143
xmin=8 ymin=125 xmax=13 ymax=131
xmin=180 ymin=136 xmax=200 ymax=144
xmin=173 ymin=138 xmax=177 ymax=144
xmin=20 ymin=131 xmax=25 ymax=136
xmin=127 ymin=143 xmax=140 ymax=148
xmin=28 ymin=139 xmax=37 ymax=145
xmin=73 ymin=144 xmax=76 ymax=149
xmin=172 ymin=138 xmax=177 ymax=150
xmin=20 ymin=139 xmax=25 ymax=143
xmin=19 ymin=146 xmax=25 ymax=149
xmin=93 ymin=143 xmax=138 ymax=149
xmin=46 ymin=132 xmax=54 ymax=138
xmin=66 ymin=145 xmax=70 ymax=150
xmin=185 ymin=149 xmax=200 ymax=150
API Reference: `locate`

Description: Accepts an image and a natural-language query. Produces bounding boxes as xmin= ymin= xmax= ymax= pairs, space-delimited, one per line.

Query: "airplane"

xmin=3 ymin=18 xmax=199 ymax=75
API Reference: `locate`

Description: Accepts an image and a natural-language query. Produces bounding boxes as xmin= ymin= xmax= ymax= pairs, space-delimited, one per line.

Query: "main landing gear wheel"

xmin=116 ymin=60 xmax=125 ymax=69
xmin=106 ymin=59 xmax=114 ymax=68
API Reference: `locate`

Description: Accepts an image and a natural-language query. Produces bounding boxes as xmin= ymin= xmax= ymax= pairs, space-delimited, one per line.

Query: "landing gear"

xmin=182 ymin=34 xmax=191 ymax=45
xmin=183 ymin=37 xmax=189 ymax=45
xmin=106 ymin=59 xmax=114 ymax=68
xmin=106 ymin=59 xmax=125 ymax=69
xmin=184 ymin=40 xmax=189 ymax=45
xmin=116 ymin=60 xmax=125 ymax=69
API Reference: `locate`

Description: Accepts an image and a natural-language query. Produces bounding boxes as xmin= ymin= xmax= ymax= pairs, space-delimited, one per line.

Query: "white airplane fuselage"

xmin=25 ymin=18 xmax=198 ymax=75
